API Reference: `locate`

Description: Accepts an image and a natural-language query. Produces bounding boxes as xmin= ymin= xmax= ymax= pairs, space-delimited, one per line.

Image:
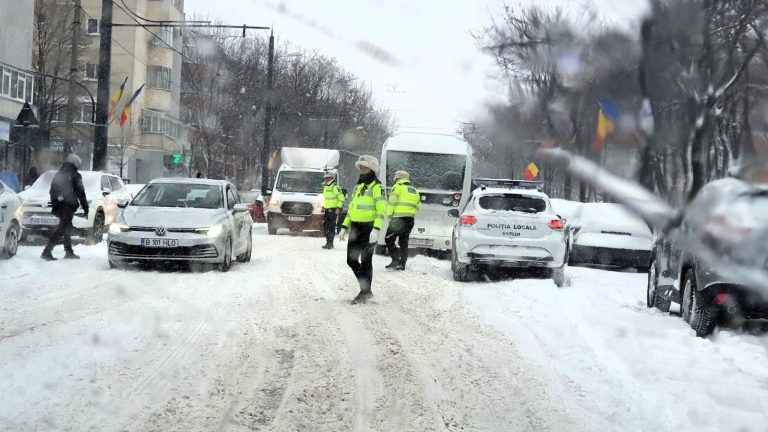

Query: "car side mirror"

xmin=447 ymin=209 xmax=460 ymax=218
xmin=233 ymin=203 xmax=249 ymax=213
xmin=117 ymin=200 xmax=129 ymax=209
xmin=102 ymin=187 xmax=112 ymax=196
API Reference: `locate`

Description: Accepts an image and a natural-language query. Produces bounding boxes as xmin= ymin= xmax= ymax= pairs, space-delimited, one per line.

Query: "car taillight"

xmin=548 ymin=219 xmax=565 ymax=231
xmin=460 ymin=215 xmax=477 ymax=226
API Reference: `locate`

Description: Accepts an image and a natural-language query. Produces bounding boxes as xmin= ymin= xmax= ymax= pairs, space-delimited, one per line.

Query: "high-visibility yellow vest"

xmin=388 ymin=179 xmax=421 ymax=218
xmin=322 ymin=182 xmax=345 ymax=209
xmin=342 ymin=180 xmax=387 ymax=229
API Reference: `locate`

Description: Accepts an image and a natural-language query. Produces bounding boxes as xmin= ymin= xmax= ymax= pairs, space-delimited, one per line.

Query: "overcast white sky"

xmin=184 ymin=0 xmax=648 ymax=132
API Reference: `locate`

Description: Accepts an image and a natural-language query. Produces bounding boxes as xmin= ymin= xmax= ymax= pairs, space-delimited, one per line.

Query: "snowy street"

xmin=2 ymin=225 xmax=768 ymax=431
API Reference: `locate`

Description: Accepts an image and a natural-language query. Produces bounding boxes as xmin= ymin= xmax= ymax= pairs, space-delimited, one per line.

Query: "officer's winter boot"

xmin=322 ymin=243 xmax=334 ymax=250
xmin=385 ymin=260 xmax=399 ymax=269
xmin=41 ymin=250 xmax=57 ymax=261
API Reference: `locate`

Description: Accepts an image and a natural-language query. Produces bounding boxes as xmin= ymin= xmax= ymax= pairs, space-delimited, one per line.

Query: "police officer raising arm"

xmin=339 ymin=155 xmax=387 ymax=304
xmin=385 ymin=171 xmax=421 ymax=270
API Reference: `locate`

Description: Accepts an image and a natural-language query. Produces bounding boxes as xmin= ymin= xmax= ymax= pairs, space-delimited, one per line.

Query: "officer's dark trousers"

xmin=385 ymin=217 xmax=415 ymax=265
xmin=323 ymin=209 xmax=337 ymax=246
xmin=347 ymin=222 xmax=375 ymax=293
xmin=44 ymin=207 xmax=75 ymax=254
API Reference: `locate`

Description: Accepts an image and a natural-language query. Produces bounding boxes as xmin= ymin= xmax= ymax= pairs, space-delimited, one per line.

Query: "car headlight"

xmin=109 ymin=223 xmax=130 ymax=234
xmin=205 ymin=224 xmax=223 ymax=238
xmin=269 ymin=199 xmax=281 ymax=209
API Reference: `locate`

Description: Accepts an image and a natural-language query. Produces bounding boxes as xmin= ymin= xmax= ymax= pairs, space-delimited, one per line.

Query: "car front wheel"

xmin=87 ymin=211 xmax=105 ymax=244
xmin=236 ymin=230 xmax=252 ymax=263
xmin=647 ymin=260 xmax=670 ymax=312
xmin=1 ymin=221 xmax=19 ymax=259
xmin=218 ymin=238 xmax=233 ymax=272
xmin=681 ymin=269 xmax=717 ymax=337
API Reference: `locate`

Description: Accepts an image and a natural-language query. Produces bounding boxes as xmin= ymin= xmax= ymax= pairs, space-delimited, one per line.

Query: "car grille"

xmin=281 ymin=202 xmax=313 ymax=215
xmin=129 ymin=226 xmax=199 ymax=233
xmin=109 ymin=242 xmax=218 ymax=259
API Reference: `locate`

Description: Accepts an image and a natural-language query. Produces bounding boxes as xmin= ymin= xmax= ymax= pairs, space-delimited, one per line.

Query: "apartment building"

xmin=78 ymin=0 xmax=188 ymax=182
xmin=0 ymin=0 xmax=35 ymax=184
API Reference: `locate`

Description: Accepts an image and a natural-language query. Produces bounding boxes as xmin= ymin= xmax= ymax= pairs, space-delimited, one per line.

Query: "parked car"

xmin=647 ymin=178 xmax=768 ymax=336
xmin=0 ymin=180 xmax=22 ymax=258
xmin=18 ymin=171 xmax=132 ymax=244
xmin=240 ymin=190 xmax=266 ymax=223
xmin=449 ymin=181 xmax=568 ymax=286
xmin=107 ymin=178 xmax=253 ymax=271
xmin=568 ymin=202 xmax=652 ymax=270
xmin=550 ymin=198 xmax=583 ymax=256
xmin=125 ymin=183 xmax=146 ymax=200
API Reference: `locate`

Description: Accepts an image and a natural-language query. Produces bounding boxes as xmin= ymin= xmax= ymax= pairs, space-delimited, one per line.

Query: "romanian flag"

xmin=107 ymin=77 xmax=128 ymax=124
xmin=119 ymin=84 xmax=144 ymax=128
xmin=523 ymin=162 xmax=539 ymax=181
xmin=594 ymin=99 xmax=620 ymax=152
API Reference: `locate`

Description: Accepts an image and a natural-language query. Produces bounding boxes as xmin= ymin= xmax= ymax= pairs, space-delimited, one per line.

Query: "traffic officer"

xmin=385 ymin=171 xmax=421 ymax=270
xmin=339 ymin=155 xmax=387 ymax=304
xmin=321 ymin=170 xmax=345 ymax=249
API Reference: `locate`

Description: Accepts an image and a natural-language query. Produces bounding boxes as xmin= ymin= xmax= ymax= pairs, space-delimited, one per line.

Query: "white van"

xmin=377 ymin=132 xmax=472 ymax=253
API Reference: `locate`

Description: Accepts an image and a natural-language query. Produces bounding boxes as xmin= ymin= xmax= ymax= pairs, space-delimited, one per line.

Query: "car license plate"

xmin=287 ymin=216 xmax=306 ymax=222
xmin=30 ymin=216 xmax=59 ymax=226
xmin=409 ymin=238 xmax=434 ymax=247
xmin=141 ymin=238 xmax=179 ymax=248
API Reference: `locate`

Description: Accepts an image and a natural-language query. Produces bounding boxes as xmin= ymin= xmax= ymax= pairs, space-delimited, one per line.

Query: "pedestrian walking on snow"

xmin=321 ymin=170 xmax=345 ymax=249
xmin=339 ymin=155 xmax=386 ymax=304
xmin=385 ymin=171 xmax=421 ymax=270
xmin=41 ymin=153 xmax=88 ymax=261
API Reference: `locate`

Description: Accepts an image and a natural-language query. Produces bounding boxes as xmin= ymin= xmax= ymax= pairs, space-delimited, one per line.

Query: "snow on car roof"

xmin=149 ymin=178 xmax=230 ymax=187
xmin=475 ymin=187 xmax=548 ymax=198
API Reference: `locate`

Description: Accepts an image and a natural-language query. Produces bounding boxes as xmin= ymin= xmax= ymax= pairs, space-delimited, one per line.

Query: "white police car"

xmin=449 ymin=180 xmax=568 ymax=286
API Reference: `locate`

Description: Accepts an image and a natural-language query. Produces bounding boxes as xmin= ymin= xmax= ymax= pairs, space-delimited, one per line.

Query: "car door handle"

xmin=0 ymin=205 xmax=6 ymax=209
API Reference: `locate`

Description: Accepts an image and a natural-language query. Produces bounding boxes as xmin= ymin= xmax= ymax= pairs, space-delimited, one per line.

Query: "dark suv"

xmin=647 ymin=178 xmax=768 ymax=336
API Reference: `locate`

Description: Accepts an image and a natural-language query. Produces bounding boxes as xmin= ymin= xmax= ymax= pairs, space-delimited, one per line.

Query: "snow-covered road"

xmin=1 ymin=225 xmax=767 ymax=431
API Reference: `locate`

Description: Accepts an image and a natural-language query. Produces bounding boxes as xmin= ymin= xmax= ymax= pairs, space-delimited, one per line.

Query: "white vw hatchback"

xmin=450 ymin=181 xmax=568 ymax=286
xmin=107 ymin=178 xmax=253 ymax=272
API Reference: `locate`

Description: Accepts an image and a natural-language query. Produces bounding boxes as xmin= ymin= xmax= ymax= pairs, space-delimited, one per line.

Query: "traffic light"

xmin=172 ymin=153 xmax=181 ymax=165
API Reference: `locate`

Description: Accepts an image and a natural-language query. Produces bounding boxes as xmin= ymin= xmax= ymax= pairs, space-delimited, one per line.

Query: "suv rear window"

xmin=478 ymin=194 xmax=546 ymax=213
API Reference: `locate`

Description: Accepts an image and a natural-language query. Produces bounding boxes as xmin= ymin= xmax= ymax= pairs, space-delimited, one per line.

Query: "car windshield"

xmin=132 ymin=183 xmax=223 ymax=209
xmin=386 ymin=151 xmax=466 ymax=191
xmin=478 ymin=194 xmax=546 ymax=213
xmin=275 ymin=171 xmax=325 ymax=193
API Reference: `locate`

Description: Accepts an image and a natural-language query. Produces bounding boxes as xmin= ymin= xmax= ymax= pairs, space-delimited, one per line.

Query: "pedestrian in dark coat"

xmin=42 ymin=154 xmax=88 ymax=261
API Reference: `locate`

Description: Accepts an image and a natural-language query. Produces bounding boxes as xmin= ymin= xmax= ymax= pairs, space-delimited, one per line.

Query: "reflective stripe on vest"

xmin=345 ymin=181 xmax=386 ymax=229
xmin=388 ymin=180 xmax=420 ymax=218
xmin=323 ymin=183 xmax=344 ymax=209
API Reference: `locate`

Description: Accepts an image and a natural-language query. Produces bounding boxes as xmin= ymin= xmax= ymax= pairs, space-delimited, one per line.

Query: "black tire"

xmin=87 ymin=211 xmax=105 ymax=245
xmin=681 ymin=270 xmax=717 ymax=337
xmin=218 ymin=238 xmax=233 ymax=272
xmin=551 ymin=266 xmax=565 ymax=288
xmin=647 ymin=260 xmax=671 ymax=312
xmin=451 ymin=245 xmax=472 ymax=282
xmin=1 ymin=221 xmax=20 ymax=259
xmin=267 ymin=222 xmax=277 ymax=235
xmin=236 ymin=230 xmax=253 ymax=263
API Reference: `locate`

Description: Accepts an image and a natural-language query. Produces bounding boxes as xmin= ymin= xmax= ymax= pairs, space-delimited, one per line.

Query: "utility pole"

xmin=64 ymin=0 xmax=82 ymax=154
xmin=260 ymin=30 xmax=275 ymax=195
xmin=92 ymin=0 xmax=113 ymax=171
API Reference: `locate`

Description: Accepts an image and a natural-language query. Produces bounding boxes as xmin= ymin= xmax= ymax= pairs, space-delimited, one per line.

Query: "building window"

xmin=151 ymin=26 xmax=174 ymax=48
xmin=85 ymin=63 xmax=99 ymax=80
xmin=147 ymin=65 xmax=171 ymax=91
xmin=140 ymin=110 xmax=187 ymax=139
xmin=0 ymin=65 xmax=34 ymax=103
xmin=87 ymin=19 xmax=100 ymax=35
